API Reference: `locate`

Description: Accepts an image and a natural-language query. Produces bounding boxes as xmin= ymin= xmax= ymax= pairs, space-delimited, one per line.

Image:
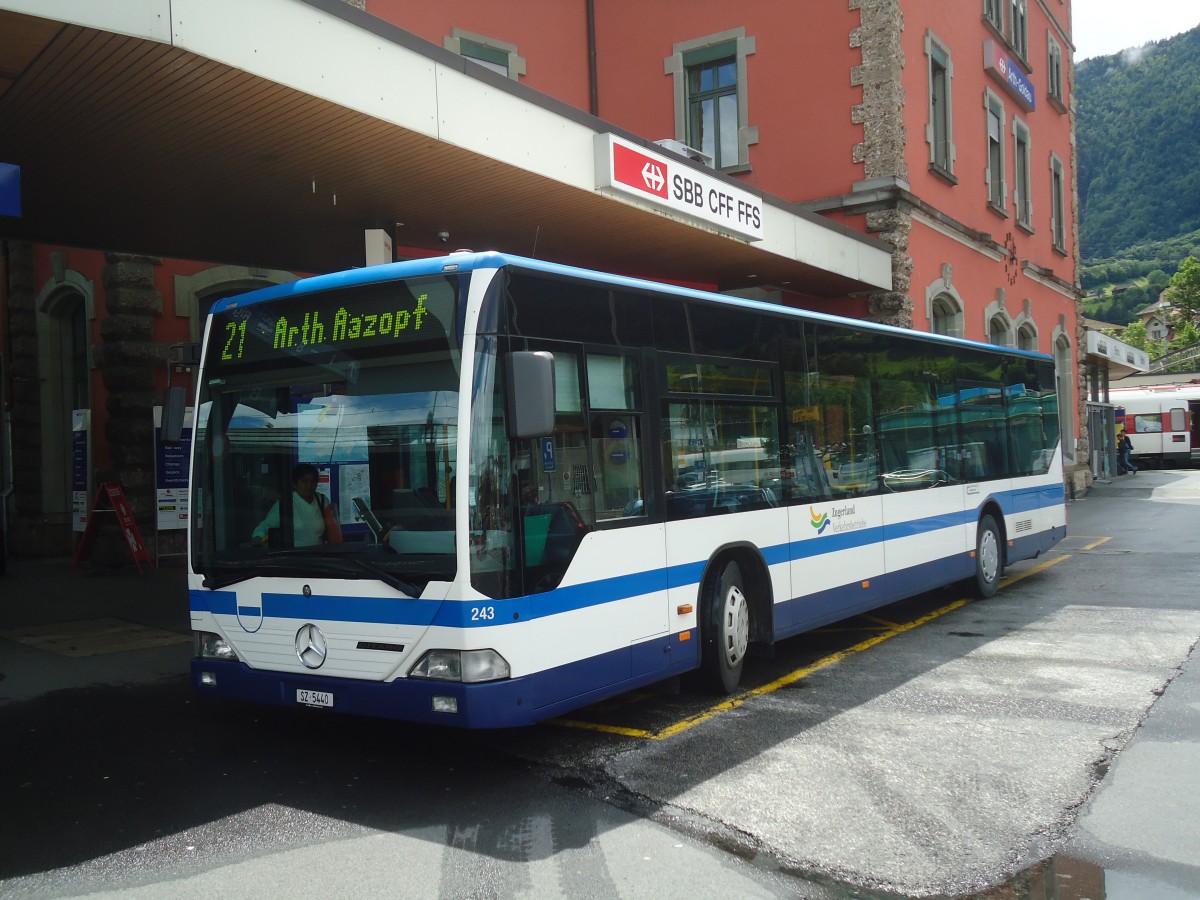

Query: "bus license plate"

xmin=296 ymin=688 xmax=334 ymax=708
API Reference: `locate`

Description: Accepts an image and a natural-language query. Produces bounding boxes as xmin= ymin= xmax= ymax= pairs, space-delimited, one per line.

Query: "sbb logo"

xmin=613 ymin=143 xmax=669 ymax=198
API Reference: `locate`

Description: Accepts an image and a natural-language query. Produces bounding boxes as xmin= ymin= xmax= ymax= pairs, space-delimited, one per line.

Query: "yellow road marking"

xmin=552 ymin=539 xmax=1098 ymax=741
xmin=551 ymin=719 xmax=655 ymax=738
xmin=648 ymin=598 xmax=969 ymax=740
xmin=997 ymin=552 xmax=1071 ymax=588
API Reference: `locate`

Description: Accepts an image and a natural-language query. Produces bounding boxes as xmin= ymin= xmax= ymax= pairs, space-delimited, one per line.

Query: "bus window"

xmin=875 ymin=344 xmax=958 ymax=491
xmin=587 ymin=354 xmax=645 ymax=520
xmin=1007 ymin=360 xmax=1058 ymax=476
xmin=663 ymin=400 xmax=780 ymax=518
xmin=495 ymin=345 xmax=595 ymax=596
xmin=956 ymin=381 xmax=1008 ymax=479
xmin=782 ymin=327 xmax=877 ymax=501
xmin=662 ymin=356 xmax=781 ymax=518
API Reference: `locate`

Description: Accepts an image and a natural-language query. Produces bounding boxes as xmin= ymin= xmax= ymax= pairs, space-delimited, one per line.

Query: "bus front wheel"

xmin=699 ymin=559 xmax=749 ymax=694
xmin=973 ymin=514 xmax=1003 ymax=598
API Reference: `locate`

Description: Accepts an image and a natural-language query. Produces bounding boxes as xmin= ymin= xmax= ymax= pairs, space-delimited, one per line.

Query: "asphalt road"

xmin=1 ymin=469 xmax=1198 ymax=898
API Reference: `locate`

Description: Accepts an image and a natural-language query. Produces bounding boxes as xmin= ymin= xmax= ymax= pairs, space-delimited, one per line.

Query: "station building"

xmin=366 ymin=0 xmax=1084 ymax=472
xmin=0 ymin=0 xmax=1083 ymax=560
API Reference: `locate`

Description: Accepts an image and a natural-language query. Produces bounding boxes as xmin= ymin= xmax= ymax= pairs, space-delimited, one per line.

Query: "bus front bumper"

xmin=190 ymin=658 xmax=537 ymax=729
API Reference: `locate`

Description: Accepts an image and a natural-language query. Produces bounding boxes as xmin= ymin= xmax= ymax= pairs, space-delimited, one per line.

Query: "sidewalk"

xmin=0 ymin=557 xmax=192 ymax=704
xmin=1060 ymin=468 xmax=1200 ymax=896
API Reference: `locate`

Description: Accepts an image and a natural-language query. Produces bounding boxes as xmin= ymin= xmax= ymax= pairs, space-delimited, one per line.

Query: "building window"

xmin=1047 ymin=36 xmax=1065 ymax=105
xmin=989 ymin=314 xmax=1012 ymax=346
xmin=666 ymin=28 xmax=758 ymax=171
xmin=986 ymin=92 xmax=1007 ymax=212
xmin=687 ymin=45 xmax=739 ymax=169
xmin=1050 ymin=152 xmax=1067 ymax=252
xmin=984 ymin=0 xmax=1004 ymax=32
xmin=931 ymin=293 xmax=963 ymax=337
xmin=1017 ymin=321 xmax=1037 ymax=351
xmin=444 ymin=29 xmax=526 ymax=80
xmin=1009 ymin=0 xmax=1028 ymax=59
xmin=1013 ymin=118 xmax=1033 ymax=228
xmin=926 ymin=275 xmax=965 ymax=338
xmin=925 ymin=32 xmax=956 ymax=176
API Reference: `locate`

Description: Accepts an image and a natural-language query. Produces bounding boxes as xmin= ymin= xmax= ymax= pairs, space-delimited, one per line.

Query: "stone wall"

xmin=2 ymin=247 xmax=173 ymax=562
xmin=850 ymin=0 xmax=912 ymax=327
xmin=94 ymin=254 xmax=170 ymax=562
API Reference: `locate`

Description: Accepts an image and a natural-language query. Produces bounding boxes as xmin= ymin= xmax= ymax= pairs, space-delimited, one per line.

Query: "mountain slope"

xmin=1076 ymin=26 xmax=1200 ymax=261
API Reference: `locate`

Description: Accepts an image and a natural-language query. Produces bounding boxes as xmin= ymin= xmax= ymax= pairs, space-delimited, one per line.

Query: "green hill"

xmin=1077 ymin=25 xmax=1200 ymax=282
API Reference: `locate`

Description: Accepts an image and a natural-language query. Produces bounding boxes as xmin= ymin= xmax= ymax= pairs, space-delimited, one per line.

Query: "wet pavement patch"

xmin=0 ymin=617 xmax=189 ymax=657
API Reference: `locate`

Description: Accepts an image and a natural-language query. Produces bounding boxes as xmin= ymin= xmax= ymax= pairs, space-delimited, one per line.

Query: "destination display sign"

xmin=208 ymin=277 xmax=456 ymax=368
xmin=594 ymin=133 xmax=764 ymax=242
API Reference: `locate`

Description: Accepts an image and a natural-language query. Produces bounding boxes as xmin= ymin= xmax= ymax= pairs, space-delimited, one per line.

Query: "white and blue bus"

xmin=188 ymin=251 xmax=1066 ymax=727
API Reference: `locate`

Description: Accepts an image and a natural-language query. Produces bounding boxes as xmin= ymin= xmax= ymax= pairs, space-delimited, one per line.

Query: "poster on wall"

xmin=153 ymin=405 xmax=193 ymax=531
xmin=72 ymin=409 xmax=90 ymax=532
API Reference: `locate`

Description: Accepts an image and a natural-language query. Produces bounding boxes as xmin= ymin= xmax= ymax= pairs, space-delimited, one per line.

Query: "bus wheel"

xmin=700 ymin=560 xmax=749 ymax=694
xmin=973 ymin=514 xmax=1003 ymax=598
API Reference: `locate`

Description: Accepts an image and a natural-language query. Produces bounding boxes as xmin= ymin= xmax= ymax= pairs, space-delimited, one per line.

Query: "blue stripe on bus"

xmin=788 ymin=523 xmax=886 ymax=560
xmin=190 ymin=487 xmax=1065 ymax=628
xmin=880 ymin=509 xmax=972 ymax=539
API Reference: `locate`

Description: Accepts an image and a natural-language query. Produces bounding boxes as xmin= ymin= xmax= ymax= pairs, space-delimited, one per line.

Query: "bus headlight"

xmin=194 ymin=631 xmax=238 ymax=661
xmin=409 ymin=649 xmax=510 ymax=683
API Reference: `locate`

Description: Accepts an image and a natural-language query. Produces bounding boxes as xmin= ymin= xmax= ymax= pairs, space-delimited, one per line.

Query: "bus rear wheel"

xmin=973 ymin=514 xmax=1003 ymax=598
xmin=699 ymin=560 xmax=749 ymax=694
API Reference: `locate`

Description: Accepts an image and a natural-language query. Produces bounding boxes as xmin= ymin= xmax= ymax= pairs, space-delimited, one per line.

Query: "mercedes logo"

xmin=295 ymin=623 xmax=328 ymax=669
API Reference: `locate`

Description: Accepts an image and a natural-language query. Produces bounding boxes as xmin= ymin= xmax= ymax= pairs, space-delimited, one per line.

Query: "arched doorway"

xmin=36 ymin=271 xmax=95 ymax=546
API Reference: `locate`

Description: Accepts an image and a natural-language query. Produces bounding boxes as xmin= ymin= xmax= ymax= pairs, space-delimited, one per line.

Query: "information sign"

xmin=594 ymin=133 xmax=764 ymax=242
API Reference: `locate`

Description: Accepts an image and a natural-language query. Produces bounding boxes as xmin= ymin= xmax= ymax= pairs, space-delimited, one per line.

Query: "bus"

xmin=187 ymin=251 xmax=1066 ymax=727
xmin=1110 ymin=383 xmax=1200 ymax=467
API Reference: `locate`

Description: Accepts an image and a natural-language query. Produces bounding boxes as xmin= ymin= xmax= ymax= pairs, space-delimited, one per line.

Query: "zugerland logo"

xmin=811 ymin=503 xmax=868 ymax=535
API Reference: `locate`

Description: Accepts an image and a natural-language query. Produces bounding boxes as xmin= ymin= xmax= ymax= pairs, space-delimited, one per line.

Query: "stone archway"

xmin=36 ymin=271 xmax=95 ymax=544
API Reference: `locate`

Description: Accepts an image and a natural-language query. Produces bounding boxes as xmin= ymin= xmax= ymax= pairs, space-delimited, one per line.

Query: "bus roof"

xmin=209 ymin=250 xmax=1053 ymax=362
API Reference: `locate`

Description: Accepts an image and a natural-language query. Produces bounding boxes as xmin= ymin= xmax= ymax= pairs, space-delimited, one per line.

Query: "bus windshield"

xmin=191 ymin=275 xmax=462 ymax=592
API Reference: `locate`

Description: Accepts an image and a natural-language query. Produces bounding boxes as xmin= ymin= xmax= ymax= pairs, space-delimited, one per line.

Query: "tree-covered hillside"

xmin=1077 ymin=26 xmax=1200 ymax=262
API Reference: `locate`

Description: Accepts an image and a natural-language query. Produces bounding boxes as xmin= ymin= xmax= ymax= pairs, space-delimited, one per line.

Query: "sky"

xmin=1071 ymin=0 xmax=1200 ymax=61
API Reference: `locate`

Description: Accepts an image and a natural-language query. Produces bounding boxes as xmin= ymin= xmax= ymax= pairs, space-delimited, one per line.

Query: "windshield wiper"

xmin=201 ymin=558 xmax=288 ymax=591
xmin=338 ymin=555 xmax=420 ymax=598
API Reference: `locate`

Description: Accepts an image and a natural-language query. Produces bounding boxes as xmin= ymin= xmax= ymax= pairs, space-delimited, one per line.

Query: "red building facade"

xmin=368 ymin=0 xmax=1083 ymax=468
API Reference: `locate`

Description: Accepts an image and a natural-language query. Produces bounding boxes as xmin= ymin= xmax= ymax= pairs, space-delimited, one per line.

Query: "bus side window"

xmin=586 ymin=354 xmax=645 ymax=521
xmin=591 ymin=415 xmax=644 ymax=519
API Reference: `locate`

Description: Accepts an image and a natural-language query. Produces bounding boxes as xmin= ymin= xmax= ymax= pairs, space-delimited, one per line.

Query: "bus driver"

xmin=251 ymin=463 xmax=337 ymax=547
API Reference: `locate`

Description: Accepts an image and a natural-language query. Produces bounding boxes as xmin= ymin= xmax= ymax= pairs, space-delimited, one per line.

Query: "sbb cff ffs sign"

xmin=595 ymin=134 xmax=764 ymax=242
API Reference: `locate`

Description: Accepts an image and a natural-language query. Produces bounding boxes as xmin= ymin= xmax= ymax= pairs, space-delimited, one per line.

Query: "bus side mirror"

xmin=508 ymin=351 xmax=556 ymax=438
xmin=162 ymin=384 xmax=188 ymax=443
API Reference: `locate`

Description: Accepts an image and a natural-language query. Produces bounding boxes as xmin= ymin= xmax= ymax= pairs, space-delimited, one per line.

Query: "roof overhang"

xmin=0 ymin=0 xmax=892 ymax=296
xmin=1085 ymin=328 xmax=1151 ymax=377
